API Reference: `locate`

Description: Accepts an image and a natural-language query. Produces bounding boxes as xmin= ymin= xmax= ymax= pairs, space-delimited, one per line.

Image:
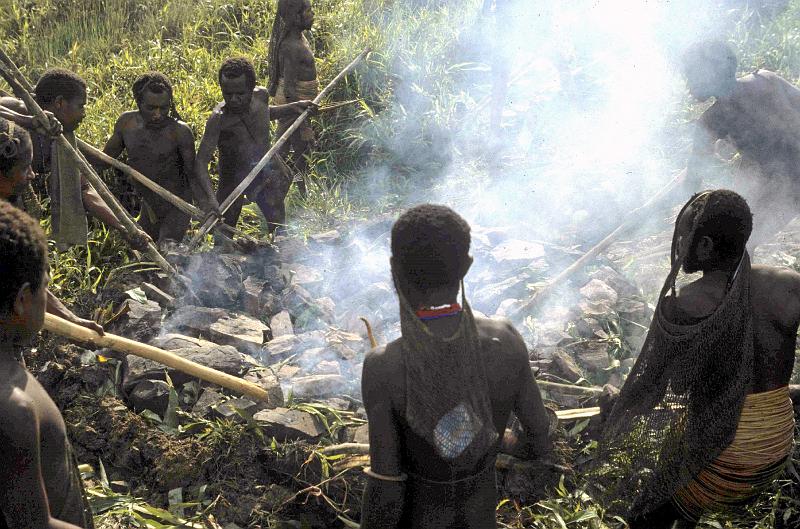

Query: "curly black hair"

xmin=132 ymin=71 xmax=172 ymax=104
xmin=34 ymin=68 xmax=87 ymax=105
xmin=684 ymin=189 xmax=752 ymax=266
xmin=391 ymin=204 xmax=471 ymax=291
xmin=132 ymin=71 xmax=182 ymax=120
xmin=0 ymin=200 xmax=48 ymax=314
xmin=218 ymin=57 xmax=257 ymax=89
xmin=682 ymin=40 xmax=738 ymax=80
xmin=0 ymin=117 xmax=32 ymax=174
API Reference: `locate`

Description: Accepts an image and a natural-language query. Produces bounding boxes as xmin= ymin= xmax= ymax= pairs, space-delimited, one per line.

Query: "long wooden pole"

xmin=537 ymin=380 xmax=603 ymax=395
xmin=0 ymin=48 xmax=176 ymax=277
xmin=510 ymin=173 xmax=683 ymax=318
xmin=187 ymin=48 xmax=371 ymax=249
xmin=43 ymin=313 xmax=273 ymax=403
xmin=77 ymin=139 xmax=260 ymax=245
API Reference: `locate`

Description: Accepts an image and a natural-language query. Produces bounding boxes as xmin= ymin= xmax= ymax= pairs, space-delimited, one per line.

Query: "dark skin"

xmin=0 ymin=268 xmax=87 ymax=529
xmin=685 ymin=66 xmax=800 ymax=248
xmin=196 ymin=73 xmax=314 ymax=235
xmin=629 ymin=205 xmax=800 ymax=529
xmin=102 ymin=89 xmax=210 ymax=244
xmin=276 ymin=0 xmax=317 ymax=193
xmin=360 ymin=256 xmax=552 ymax=529
xmin=0 ymin=94 xmax=148 ymax=250
xmin=0 ymin=144 xmax=103 ymax=335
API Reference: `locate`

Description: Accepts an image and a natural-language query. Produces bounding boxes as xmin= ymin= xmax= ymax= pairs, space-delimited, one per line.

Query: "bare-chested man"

xmin=682 ymin=40 xmax=800 ymax=247
xmin=196 ymin=57 xmax=314 ymax=235
xmin=102 ymin=72 xmax=215 ymax=245
xmin=601 ymin=190 xmax=800 ymax=529
xmin=360 ymin=204 xmax=552 ymax=529
xmin=0 ymin=117 xmax=103 ymax=335
xmin=0 ymin=69 xmax=146 ymax=250
xmin=0 ymin=200 xmax=95 ymax=529
xmin=268 ymin=0 xmax=318 ymax=196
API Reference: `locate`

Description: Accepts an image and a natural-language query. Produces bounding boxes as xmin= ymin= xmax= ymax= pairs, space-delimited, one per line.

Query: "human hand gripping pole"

xmin=43 ymin=313 xmax=274 ymax=403
xmin=186 ymin=48 xmax=372 ymax=250
xmin=0 ymin=45 xmax=177 ymax=278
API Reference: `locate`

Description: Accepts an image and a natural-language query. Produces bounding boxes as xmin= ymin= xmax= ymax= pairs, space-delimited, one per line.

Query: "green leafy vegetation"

xmin=5 ymin=0 xmax=800 ymax=527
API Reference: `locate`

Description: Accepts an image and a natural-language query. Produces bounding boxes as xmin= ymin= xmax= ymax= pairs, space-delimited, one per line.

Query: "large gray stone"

xmin=128 ymin=379 xmax=171 ymax=415
xmin=113 ymin=299 xmax=162 ymax=342
xmin=283 ymin=263 xmax=323 ymax=287
xmin=571 ymin=341 xmax=611 ymax=372
xmin=253 ymin=407 xmax=326 ymax=441
xmin=212 ymin=398 xmax=266 ymax=423
xmin=270 ymin=311 xmax=294 ymax=337
xmin=289 ymin=374 xmax=349 ymax=399
xmin=183 ymin=253 xmax=244 ymax=308
xmin=242 ymin=369 xmax=284 ymax=408
xmin=166 ymin=306 xmax=268 ymax=355
xmin=264 ymin=334 xmax=300 ymax=360
xmin=123 ymin=342 xmax=248 ymax=392
xmin=551 ymin=350 xmax=584 ymax=382
xmin=192 ymin=388 xmax=225 ymax=417
xmin=240 ymin=277 xmax=268 ymax=316
xmin=578 ymin=279 xmax=618 ymax=316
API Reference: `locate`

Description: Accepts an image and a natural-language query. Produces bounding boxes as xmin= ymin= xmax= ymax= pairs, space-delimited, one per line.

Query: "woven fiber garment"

xmin=597 ymin=191 xmax=755 ymax=519
xmin=673 ymin=385 xmax=795 ymax=521
xmin=395 ymin=276 xmax=498 ymax=467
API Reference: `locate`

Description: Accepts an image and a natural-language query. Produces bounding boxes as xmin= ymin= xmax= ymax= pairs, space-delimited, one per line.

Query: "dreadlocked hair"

xmin=34 ymin=68 xmax=86 ymax=105
xmin=0 ymin=200 xmax=48 ymax=314
xmin=391 ymin=204 xmax=471 ymax=292
xmin=682 ymin=40 xmax=738 ymax=81
xmin=267 ymin=0 xmax=303 ymax=96
xmin=132 ymin=71 xmax=183 ymax=121
xmin=677 ymin=189 xmax=752 ymax=270
xmin=0 ymin=117 xmax=32 ymax=174
xmin=219 ymin=57 xmax=256 ymax=89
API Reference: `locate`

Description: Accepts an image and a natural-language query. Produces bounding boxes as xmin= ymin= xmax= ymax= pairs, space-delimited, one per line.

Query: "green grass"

xmin=7 ymin=0 xmax=800 ymax=527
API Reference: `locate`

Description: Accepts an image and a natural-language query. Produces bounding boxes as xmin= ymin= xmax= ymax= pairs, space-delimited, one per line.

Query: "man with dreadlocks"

xmin=0 ymin=68 xmax=146 ymax=251
xmin=196 ymin=57 xmax=314 ymax=236
xmin=0 ymin=200 xmax=95 ymax=529
xmin=360 ymin=204 xmax=552 ymax=529
xmin=599 ymin=189 xmax=800 ymax=528
xmin=268 ymin=0 xmax=317 ymax=196
xmin=99 ymin=72 xmax=212 ymax=245
xmin=681 ymin=40 xmax=800 ymax=247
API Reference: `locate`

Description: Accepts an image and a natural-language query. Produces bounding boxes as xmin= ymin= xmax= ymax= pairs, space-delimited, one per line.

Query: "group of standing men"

xmin=1 ymin=0 xmax=319 ymax=248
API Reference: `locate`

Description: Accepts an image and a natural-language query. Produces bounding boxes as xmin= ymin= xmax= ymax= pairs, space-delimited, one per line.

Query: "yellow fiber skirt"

xmin=674 ymin=386 xmax=795 ymax=521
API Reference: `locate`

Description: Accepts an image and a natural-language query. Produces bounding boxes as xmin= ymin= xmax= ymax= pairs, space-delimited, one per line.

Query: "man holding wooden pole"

xmin=0 ymin=199 xmax=95 ymax=529
xmin=0 ymin=68 xmax=149 ymax=251
xmin=195 ymin=57 xmax=315 ymax=239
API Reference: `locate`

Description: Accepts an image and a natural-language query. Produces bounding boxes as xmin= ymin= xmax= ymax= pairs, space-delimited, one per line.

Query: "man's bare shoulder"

xmin=752 ymin=264 xmax=800 ymax=292
xmin=171 ymin=119 xmax=194 ymax=139
xmin=0 ymin=96 xmax=26 ymax=113
xmin=475 ymin=315 xmax=528 ymax=363
xmin=362 ymin=341 xmax=403 ymax=401
xmin=115 ymin=111 xmax=141 ymax=130
xmin=0 ymin=385 xmax=38 ymax=443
